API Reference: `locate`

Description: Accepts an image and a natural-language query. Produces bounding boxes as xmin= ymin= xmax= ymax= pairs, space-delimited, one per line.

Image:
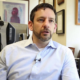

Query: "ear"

xmin=28 ymin=21 xmax=33 ymax=31
xmin=53 ymin=23 xmax=57 ymax=33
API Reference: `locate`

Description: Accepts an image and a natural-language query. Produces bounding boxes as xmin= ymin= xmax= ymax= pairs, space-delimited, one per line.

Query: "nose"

xmin=43 ymin=19 xmax=49 ymax=29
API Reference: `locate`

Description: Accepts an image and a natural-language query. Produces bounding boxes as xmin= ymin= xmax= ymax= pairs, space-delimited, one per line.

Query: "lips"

xmin=42 ymin=30 xmax=49 ymax=34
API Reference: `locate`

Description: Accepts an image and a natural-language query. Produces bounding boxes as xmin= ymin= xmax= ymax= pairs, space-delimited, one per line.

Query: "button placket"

xmin=29 ymin=47 xmax=48 ymax=80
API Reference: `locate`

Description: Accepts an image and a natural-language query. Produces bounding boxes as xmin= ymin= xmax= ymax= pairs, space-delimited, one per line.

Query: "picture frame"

xmin=56 ymin=9 xmax=65 ymax=34
xmin=39 ymin=0 xmax=56 ymax=9
xmin=3 ymin=1 xmax=26 ymax=24
xmin=2 ymin=0 xmax=30 ymax=39
xmin=68 ymin=47 xmax=75 ymax=54
xmin=39 ymin=0 xmax=45 ymax=4
xmin=53 ymin=0 xmax=56 ymax=9
xmin=45 ymin=0 xmax=54 ymax=6
xmin=57 ymin=0 xmax=64 ymax=5
xmin=75 ymin=0 xmax=80 ymax=25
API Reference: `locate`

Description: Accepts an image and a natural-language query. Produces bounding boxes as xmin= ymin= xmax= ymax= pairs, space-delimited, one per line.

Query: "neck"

xmin=32 ymin=35 xmax=51 ymax=48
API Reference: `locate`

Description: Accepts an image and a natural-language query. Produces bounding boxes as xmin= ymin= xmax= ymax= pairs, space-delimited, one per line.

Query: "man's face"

xmin=29 ymin=8 xmax=57 ymax=42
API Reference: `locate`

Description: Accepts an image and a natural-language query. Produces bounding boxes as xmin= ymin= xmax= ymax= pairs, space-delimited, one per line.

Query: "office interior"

xmin=0 ymin=0 xmax=80 ymax=78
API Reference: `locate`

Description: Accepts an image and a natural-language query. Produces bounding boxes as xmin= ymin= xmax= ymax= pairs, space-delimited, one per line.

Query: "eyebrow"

xmin=37 ymin=16 xmax=55 ymax=20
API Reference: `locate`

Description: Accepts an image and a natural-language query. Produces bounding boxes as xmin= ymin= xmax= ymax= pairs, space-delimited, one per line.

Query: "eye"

xmin=49 ymin=19 xmax=54 ymax=22
xmin=38 ymin=19 xmax=44 ymax=22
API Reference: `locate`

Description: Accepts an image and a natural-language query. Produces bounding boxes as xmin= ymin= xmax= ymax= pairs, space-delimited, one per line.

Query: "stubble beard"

xmin=33 ymin=28 xmax=52 ymax=42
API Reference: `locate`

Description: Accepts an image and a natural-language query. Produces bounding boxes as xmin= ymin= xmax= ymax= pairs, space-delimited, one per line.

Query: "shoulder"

xmin=52 ymin=41 xmax=73 ymax=55
xmin=6 ymin=39 xmax=28 ymax=48
xmin=52 ymin=41 xmax=75 ymax=64
xmin=5 ymin=37 xmax=33 ymax=48
xmin=1 ymin=39 xmax=30 ymax=52
xmin=52 ymin=41 xmax=67 ymax=49
xmin=0 ymin=40 xmax=29 ymax=58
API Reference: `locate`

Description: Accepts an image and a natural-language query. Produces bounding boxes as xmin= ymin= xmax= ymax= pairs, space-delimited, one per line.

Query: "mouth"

xmin=42 ymin=30 xmax=49 ymax=34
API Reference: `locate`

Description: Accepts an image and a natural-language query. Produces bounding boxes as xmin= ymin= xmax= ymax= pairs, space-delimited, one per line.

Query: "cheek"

xmin=49 ymin=26 xmax=54 ymax=31
xmin=33 ymin=25 xmax=40 ymax=34
xmin=33 ymin=23 xmax=42 ymax=31
xmin=49 ymin=26 xmax=56 ymax=34
xmin=50 ymin=29 xmax=54 ymax=34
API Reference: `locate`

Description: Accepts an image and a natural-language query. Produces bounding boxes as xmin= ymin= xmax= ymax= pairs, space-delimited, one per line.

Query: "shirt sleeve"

xmin=62 ymin=48 xmax=79 ymax=80
xmin=0 ymin=48 xmax=7 ymax=80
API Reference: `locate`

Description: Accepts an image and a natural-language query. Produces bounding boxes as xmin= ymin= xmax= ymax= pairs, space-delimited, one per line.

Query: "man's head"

xmin=28 ymin=3 xmax=57 ymax=42
xmin=30 ymin=3 xmax=56 ymax=22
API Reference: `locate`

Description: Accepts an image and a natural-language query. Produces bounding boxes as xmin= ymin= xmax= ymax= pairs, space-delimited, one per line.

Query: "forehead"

xmin=34 ymin=8 xmax=55 ymax=19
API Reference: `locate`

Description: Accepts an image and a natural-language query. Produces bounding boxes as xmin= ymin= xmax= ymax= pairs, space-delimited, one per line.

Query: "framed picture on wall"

xmin=3 ymin=1 xmax=25 ymax=24
xmin=39 ymin=0 xmax=45 ymax=4
xmin=45 ymin=0 xmax=54 ymax=6
xmin=39 ymin=0 xmax=56 ymax=9
xmin=57 ymin=0 xmax=64 ymax=5
xmin=75 ymin=0 xmax=80 ymax=25
xmin=56 ymin=9 xmax=65 ymax=34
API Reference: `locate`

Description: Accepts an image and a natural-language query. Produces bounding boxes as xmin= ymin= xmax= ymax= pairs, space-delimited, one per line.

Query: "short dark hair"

xmin=30 ymin=3 xmax=56 ymax=22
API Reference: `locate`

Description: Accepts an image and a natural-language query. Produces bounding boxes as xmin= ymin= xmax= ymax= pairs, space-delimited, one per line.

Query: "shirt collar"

xmin=47 ymin=39 xmax=57 ymax=49
xmin=24 ymin=37 xmax=57 ymax=49
xmin=24 ymin=37 xmax=33 ymax=47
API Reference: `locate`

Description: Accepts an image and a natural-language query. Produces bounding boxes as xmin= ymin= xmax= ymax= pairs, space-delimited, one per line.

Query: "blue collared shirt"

xmin=0 ymin=38 xmax=79 ymax=80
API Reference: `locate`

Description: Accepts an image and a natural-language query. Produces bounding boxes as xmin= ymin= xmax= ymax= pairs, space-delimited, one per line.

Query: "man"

xmin=0 ymin=3 xmax=79 ymax=80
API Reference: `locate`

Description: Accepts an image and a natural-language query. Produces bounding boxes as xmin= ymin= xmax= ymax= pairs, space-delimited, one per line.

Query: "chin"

xmin=40 ymin=37 xmax=51 ymax=42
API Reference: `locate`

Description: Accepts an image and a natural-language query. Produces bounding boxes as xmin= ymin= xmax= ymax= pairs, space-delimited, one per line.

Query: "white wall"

xmin=66 ymin=0 xmax=80 ymax=57
xmin=29 ymin=0 xmax=38 ymax=37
